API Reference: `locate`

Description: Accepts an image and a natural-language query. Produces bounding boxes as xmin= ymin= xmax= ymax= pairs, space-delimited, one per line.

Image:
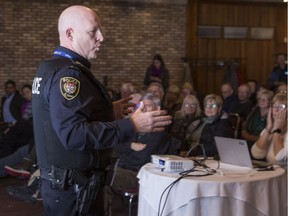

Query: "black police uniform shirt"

xmin=32 ymin=46 xmax=135 ymax=170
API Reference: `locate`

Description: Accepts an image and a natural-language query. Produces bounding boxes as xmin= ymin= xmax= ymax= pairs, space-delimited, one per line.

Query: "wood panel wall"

xmin=186 ymin=0 xmax=287 ymax=95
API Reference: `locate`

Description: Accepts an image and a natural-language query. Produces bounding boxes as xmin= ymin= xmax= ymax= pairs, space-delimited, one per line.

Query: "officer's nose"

xmin=97 ymin=29 xmax=104 ymax=43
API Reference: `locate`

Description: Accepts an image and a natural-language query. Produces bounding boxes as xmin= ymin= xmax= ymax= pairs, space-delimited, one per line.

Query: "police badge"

xmin=60 ymin=77 xmax=80 ymax=100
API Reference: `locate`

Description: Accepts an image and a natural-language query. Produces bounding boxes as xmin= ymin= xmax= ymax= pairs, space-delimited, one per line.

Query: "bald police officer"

xmin=32 ymin=5 xmax=171 ymax=216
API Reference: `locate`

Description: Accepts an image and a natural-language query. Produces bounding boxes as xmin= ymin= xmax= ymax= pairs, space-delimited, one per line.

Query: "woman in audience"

xmin=169 ymin=95 xmax=202 ymax=151
xmin=20 ymin=84 xmax=33 ymax=120
xmin=186 ymin=94 xmax=234 ymax=157
xmin=241 ymin=89 xmax=274 ymax=149
xmin=275 ymin=83 xmax=287 ymax=95
xmin=251 ymin=93 xmax=287 ymax=166
xmin=143 ymin=54 xmax=170 ymax=93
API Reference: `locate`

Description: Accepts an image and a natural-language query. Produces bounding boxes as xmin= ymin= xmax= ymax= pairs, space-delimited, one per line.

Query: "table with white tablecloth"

xmin=137 ymin=160 xmax=287 ymax=216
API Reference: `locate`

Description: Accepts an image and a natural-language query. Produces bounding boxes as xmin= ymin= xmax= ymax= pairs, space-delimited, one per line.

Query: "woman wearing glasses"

xmin=241 ymin=89 xmax=274 ymax=150
xmin=251 ymin=93 xmax=287 ymax=166
xmin=169 ymin=95 xmax=202 ymax=151
xmin=185 ymin=94 xmax=234 ymax=157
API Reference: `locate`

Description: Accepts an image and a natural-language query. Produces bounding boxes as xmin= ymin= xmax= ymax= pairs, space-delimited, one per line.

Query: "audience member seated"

xmin=104 ymin=93 xmax=180 ymax=216
xmin=119 ymin=82 xmax=137 ymax=99
xmin=146 ymin=82 xmax=165 ymax=107
xmin=186 ymin=94 xmax=234 ymax=157
xmin=251 ymin=93 xmax=287 ymax=166
xmin=275 ymin=83 xmax=287 ymax=95
xmin=267 ymin=53 xmax=287 ymax=91
xmin=163 ymin=84 xmax=182 ymax=116
xmin=180 ymin=82 xmax=195 ymax=101
xmin=0 ymin=80 xmax=25 ymax=133
xmin=169 ymin=95 xmax=202 ymax=151
xmin=247 ymin=79 xmax=261 ymax=107
xmin=180 ymin=82 xmax=204 ymax=109
xmin=241 ymin=89 xmax=274 ymax=150
xmin=127 ymin=92 xmax=142 ymax=115
xmin=20 ymin=84 xmax=33 ymax=120
xmin=143 ymin=54 xmax=170 ymax=93
xmin=228 ymin=83 xmax=253 ymax=121
xmin=107 ymin=87 xmax=120 ymax=102
xmin=220 ymin=82 xmax=237 ymax=114
xmin=0 ymin=84 xmax=34 ymax=177
xmin=0 ymin=142 xmax=36 ymax=178
xmin=0 ymin=84 xmax=33 ymax=159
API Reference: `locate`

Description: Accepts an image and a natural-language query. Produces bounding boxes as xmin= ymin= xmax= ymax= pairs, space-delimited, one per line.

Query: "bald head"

xmin=237 ymin=84 xmax=251 ymax=102
xmin=58 ymin=5 xmax=104 ymax=60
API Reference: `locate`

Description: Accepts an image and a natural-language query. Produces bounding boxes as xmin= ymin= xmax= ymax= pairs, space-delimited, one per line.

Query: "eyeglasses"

xmin=204 ymin=104 xmax=218 ymax=109
xmin=271 ymin=103 xmax=287 ymax=110
xmin=185 ymin=103 xmax=196 ymax=108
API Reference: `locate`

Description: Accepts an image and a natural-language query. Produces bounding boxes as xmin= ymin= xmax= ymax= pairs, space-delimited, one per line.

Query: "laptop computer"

xmin=214 ymin=136 xmax=272 ymax=169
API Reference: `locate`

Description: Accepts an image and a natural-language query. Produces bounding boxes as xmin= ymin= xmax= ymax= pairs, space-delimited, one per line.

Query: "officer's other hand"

xmin=113 ymin=96 xmax=135 ymax=120
xmin=131 ymin=142 xmax=146 ymax=151
xmin=129 ymin=101 xmax=172 ymax=133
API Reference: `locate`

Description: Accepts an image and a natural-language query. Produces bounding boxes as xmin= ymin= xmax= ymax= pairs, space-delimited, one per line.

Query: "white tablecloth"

xmin=137 ymin=161 xmax=287 ymax=216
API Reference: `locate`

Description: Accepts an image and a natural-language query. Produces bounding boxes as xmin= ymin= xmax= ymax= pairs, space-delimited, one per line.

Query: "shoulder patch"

xmin=60 ymin=77 xmax=80 ymax=100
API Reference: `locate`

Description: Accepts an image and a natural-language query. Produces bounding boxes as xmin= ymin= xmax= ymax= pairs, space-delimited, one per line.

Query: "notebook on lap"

xmin=214 ymin=136 xmax=272 ymax=169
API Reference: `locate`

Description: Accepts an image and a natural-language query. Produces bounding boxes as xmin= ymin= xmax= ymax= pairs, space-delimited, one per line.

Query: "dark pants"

xmin=40 ymin=178 xmax=104 ymax=216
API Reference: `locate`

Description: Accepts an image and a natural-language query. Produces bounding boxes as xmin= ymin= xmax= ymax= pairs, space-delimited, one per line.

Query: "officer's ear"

xmin=66 ymin=28 xmax=74 ymax=41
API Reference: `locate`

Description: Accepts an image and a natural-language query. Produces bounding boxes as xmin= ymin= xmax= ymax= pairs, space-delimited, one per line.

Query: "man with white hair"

xmin=228 ymin=83 xmax=253 ymax=121
xmin=32 ymin=5 xmax=171 ymax=215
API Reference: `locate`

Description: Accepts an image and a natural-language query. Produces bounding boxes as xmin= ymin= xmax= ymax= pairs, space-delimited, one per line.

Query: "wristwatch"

xmin=271 ymin=128 xmax=282 ymax=134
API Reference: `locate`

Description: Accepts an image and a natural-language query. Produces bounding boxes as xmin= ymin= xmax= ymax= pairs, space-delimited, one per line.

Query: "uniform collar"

xmin=53 ymin=46 xmax=91 ymax=69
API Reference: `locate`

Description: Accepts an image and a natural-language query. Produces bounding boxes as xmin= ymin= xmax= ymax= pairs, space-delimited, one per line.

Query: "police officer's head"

xmin=58 ymin=5 xmax=104 ymax=60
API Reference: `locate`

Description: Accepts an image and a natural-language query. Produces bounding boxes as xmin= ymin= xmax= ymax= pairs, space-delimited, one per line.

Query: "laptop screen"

xmin=214 ymin=136 xmax=253 ymax=168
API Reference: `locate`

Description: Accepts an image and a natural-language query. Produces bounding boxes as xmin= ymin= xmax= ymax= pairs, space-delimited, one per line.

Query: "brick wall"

xmin=0 ymin=0 xmax=186 ymax=95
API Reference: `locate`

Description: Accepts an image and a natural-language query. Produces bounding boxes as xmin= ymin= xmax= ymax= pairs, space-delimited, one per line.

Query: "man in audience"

xmin=247 ymin=79 xmax=260 ymax=107
xmin=267 ymin=53 xmax=287 ymax=91
xmin=0 ymin=80 xmax=24 ymax=133
xmin=228 ymin=83 xmax=253 ymax=121
xmin=119 ymin=82 xmax=137 ymax=99
xmin=220 ymin=82 xmax=237 ymax=114
xmin=146 ymin=82 xmax=165 ymax=107
xmin=104 ymin=93 xmax=180 ymax=216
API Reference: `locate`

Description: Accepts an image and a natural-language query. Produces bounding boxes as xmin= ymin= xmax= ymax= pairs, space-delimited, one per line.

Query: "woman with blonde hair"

xmin=186 ymin=94 xmax=234 ymax=157
xmin=251 ymin=93 xmax=287 ymax=166
xmin=241 ymin=89 xmax=274 ymax=149
xmin=169 ymin=95 xmax=202 ymax=151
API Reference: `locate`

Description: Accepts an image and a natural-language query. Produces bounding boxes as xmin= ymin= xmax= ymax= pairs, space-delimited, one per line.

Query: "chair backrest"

xmin=227 ymin=113 xmax=241 ymax=138
xmin=105 ymin=158 xmax=120 ymax=187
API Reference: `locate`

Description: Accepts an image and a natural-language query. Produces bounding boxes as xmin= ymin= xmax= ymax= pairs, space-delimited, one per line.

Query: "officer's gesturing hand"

xmin=112 ymin=96 xmax=134 ymax=120
xmin=129 ymin=101 xmax=172 ymax=133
